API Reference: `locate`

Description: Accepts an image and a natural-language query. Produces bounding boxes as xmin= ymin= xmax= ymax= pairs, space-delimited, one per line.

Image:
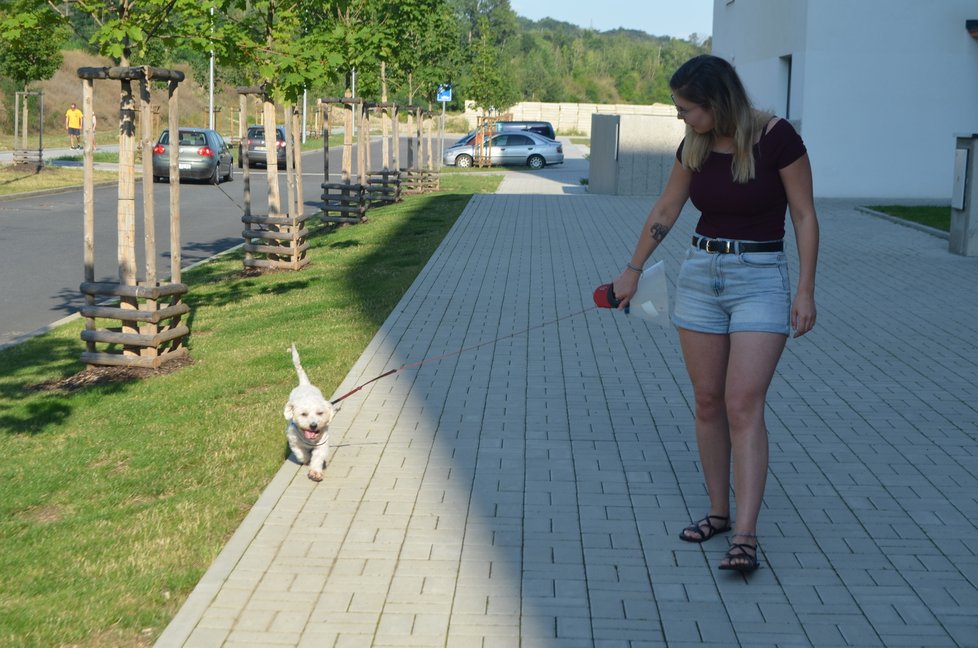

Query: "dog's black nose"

xmin=309 ymin=422 xmax=318 ymax=430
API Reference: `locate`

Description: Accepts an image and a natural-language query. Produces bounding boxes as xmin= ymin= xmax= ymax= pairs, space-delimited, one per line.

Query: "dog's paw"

xmin=308 ymin=469 xmax=324 ymax=482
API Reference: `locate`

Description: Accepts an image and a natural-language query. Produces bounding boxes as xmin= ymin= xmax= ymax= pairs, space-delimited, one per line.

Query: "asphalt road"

xmin=0 ymin=140 xmax=447 ymax=347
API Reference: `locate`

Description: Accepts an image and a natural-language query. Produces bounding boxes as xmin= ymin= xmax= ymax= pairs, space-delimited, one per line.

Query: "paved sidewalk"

xmin=157 ymin=150 xmax=978 ymax=647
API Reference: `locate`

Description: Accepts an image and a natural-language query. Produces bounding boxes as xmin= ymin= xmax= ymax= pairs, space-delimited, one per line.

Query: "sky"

xmin=508 ymin=0 xmax=713 ymax=40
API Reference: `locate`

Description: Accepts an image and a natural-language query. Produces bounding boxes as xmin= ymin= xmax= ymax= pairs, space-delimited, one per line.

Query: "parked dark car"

xmin=443 ymin=131 xmax=563 ymax=169
xmin=243 ymin=125 xmax=287 ymax=168
xmin=497 ymin=120 xmax=556 ymax=139
xmin=456 ymin=120 xmax=557 ymax=146
xmin=152 ymin=128 xmax=233 ymax=184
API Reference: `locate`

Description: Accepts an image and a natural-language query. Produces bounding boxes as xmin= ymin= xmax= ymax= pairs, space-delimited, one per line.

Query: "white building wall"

xmin=712 ymin=0 xmax=978 ymax=200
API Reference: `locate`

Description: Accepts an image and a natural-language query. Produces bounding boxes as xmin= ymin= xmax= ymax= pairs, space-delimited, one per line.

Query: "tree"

xmin=379 ymin=0 xmax=460 ymax=105
xmin=0 ymin=1 xmax=69 ymax=89
xmin=450 ymin=0 xmax=519 ymax=112
xmin=467 ymin=15 xmax=516 ymax=111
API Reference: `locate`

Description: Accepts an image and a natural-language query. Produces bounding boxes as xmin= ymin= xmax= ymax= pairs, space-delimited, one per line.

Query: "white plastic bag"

xmin=629 ymin=260 xmax=669 ymax=324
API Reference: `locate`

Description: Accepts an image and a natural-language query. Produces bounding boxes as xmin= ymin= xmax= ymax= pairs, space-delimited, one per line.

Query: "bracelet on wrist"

xmin=626 ymin=263 xmax=643 ymax=273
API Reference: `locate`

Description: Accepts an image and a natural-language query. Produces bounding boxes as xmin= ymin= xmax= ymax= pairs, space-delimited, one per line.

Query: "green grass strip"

xmin=0 ymin=172 xmax=501 ymax=648
xmin=866 ymin=205 xmax=951 ymax=232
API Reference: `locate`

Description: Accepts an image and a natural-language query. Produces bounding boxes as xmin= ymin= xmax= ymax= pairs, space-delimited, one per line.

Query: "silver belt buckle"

xmin=705 ymin=238 xmax=732 ymax=254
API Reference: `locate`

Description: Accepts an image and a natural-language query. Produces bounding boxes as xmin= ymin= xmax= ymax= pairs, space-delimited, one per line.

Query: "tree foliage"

xmin=0 ymin=0 xmax=711 ymax=112
xmin=0 ymin=0 xmax=69 ymax=88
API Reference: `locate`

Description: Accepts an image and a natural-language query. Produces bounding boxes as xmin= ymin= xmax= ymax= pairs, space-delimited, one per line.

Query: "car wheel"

xmin=527 ymin=155 xmax=545 ymax=170
xmin=209 ymin=164 xmax=220 ymax=185
xmin=456 ymin=154 xmax=473 ymax=168
xmin=224 ymin=160 xmax=233 ymax=182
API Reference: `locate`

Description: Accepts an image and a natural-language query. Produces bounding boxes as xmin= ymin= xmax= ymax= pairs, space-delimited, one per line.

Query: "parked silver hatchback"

xmin=152 ymin=128 xmax=233 ymax=184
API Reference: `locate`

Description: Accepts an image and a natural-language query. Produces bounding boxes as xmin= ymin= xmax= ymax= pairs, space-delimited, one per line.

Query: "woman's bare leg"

xmin=720 ymin=331 xmax=786 ymax=567
xmin=678 ymin=329 xmax=733 ymax=532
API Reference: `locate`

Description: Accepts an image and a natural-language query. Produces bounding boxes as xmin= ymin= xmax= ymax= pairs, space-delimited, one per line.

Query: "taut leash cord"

xmin=331 ymin=304 xmax=598 ymax=405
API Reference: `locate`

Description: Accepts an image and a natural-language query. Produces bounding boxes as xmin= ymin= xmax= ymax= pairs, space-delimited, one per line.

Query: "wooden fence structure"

xmin=12 ymin=91 xmax=44 ymax=169
xmin=319 ymin=95 xmax=368 ymax=224
xmin=76 ymin=66 xmax=190 ymax=369
xmin=237 ymin=88 xmax=312 ymax=271
xmin=401 ymin=105 xmax=439 ymax=194
xmin=364 ymin=101 xmax=401 ymax=207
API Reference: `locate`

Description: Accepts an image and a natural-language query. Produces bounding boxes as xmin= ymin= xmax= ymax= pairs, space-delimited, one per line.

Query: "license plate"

xmin=179 ymin=163 xmax=191 ymax=170
xmin=255 ymin=145 xmax=266 ymax=151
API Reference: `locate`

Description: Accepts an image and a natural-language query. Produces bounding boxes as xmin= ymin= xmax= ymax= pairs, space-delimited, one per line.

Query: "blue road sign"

xmin=437 ymin=85 xmax=452 ymax=102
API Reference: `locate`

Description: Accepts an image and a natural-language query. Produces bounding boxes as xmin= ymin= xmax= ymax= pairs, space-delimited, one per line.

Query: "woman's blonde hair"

xmin=670 ymin=55 xmax=772 ymax=183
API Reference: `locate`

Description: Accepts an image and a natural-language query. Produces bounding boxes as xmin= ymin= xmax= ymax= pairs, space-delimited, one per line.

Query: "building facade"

xmin=712 ymin=0 xmax=978 ymax=200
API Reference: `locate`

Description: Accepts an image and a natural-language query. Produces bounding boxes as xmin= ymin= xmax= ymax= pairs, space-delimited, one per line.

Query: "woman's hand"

xmin=612 ymin=270 xmax=640 ymax=310
xmin=791 ymin=291 xmax=816 ymax=337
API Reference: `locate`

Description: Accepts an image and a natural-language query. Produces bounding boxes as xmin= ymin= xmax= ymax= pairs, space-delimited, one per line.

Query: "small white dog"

xmin=284 ymin=344 xmax=337 ymax=481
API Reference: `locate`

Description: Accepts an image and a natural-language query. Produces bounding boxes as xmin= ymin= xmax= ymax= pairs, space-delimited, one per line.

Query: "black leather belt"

xmin=692 ymin=236 xmax=784 ymax=254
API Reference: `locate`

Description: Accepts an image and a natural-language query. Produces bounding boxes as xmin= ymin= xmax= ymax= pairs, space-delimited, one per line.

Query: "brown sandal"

xmin=678 ymin=514 xmax=731 ymax=543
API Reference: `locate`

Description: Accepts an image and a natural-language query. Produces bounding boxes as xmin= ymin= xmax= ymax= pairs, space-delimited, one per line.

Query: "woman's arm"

xmin=612 ymin=159 xmax=692 ymax=308
xmin=780 ymin=153 xmax=819 ymax=337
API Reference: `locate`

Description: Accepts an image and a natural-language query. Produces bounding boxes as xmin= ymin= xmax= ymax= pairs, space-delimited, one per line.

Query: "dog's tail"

xmin=290 ymin=343 xmax=311 ymax=386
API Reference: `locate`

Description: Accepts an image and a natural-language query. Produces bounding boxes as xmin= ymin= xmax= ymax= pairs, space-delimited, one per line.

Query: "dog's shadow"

xmin=283 ymin=442 xmax=299 ymax=463
xmin=280 ymin=439 xmax=385 ymax=465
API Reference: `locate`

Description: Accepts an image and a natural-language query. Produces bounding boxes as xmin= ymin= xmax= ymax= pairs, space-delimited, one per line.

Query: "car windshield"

xmin=160 ymin=131 xmax=208 ymax=146
xmin=249 ymin=127 xmax=283 ymax=141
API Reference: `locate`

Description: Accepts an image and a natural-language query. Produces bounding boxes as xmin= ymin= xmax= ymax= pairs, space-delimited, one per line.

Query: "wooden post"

xmin=140 ymin=77 xmax=156 ymax=285
xmin=284 ymin=105 xmax=296 ymax=218
xmin=357 ymin=101 xmax=367 ymax=184
xmin=321 ymin=100 xmax=330 ymax=182
xmin=168 ymin=80 xmax=181 ymax=283
xmin=391 ymin=105 xmax=400 ymax=171
xmin=342 ymin=92 xmax=353 ymax=182
xmin=140 ymin=74 xmax=158 ymax=358
xmin=406 ymin=110 xmax=415 ymax=169
xmin=381 ymin=63 xmax=390 ymax=170
xmin=82 ymin=80 xmax=96 ymax=357
xmin=239 ymin=92 xmax=251 ymax=221
xmin=426 ymin=112 xmax=434 ymax=171
xmin=263 ymin=99 xmax=281 ymax=216
xmin=291 ymin=106 xmax=303 ymax=217
xmin=415 ymin=107 xmax=423 ymax=170
xmin=118 ymin=79 xmax=139 ymax=353
xmin=21 ymin=98 xmax=28 ymax=149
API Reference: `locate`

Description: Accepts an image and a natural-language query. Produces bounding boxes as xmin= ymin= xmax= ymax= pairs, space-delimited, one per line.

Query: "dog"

xmin=284 ymin=344 xmax=337 ymax=481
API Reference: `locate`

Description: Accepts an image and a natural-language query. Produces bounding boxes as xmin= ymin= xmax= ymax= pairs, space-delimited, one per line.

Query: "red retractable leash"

xmin=330 ymin=302 xmax=609 ymax=406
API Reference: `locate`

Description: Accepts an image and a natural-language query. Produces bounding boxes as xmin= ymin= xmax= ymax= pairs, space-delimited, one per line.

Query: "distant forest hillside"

xmin=52 ymin=11 xmax=710 ymax=108
xmin=1 ymin=4 xmax=710 ymax=134
xmin=509 ymin=17 xmax=711 ymax=104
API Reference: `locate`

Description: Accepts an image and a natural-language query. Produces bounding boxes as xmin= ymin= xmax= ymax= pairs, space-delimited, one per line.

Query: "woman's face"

xmin=672 ymin=93 xmax=714 ymax=135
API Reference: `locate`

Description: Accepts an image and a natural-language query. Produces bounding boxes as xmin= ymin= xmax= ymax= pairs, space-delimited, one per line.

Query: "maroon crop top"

xmin=676 ymin=118 xmax=807 ymax=241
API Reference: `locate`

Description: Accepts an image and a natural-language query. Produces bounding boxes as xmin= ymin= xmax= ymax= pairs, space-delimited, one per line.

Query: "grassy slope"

xmin=0 ymin=173 xmax=501 ymax=647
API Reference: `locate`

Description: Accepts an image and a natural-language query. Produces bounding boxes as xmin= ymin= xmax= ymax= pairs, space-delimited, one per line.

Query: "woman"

xmin=612 ymin=54 xmax=819 ymax=572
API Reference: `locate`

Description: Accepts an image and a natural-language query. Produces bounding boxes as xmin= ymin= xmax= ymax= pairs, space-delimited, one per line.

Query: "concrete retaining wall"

xmin=587 ymin=112 xmax=687 ymax=196
xmin=464 ymin=101 xmax=678 ymax=136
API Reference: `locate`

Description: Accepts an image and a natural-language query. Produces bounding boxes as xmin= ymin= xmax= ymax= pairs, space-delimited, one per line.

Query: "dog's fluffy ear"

xmin=284 ymin=400 xmax=294 ymax=421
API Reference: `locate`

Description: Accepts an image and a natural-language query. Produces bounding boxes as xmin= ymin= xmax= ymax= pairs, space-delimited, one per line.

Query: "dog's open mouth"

xmin=303 ymin=428 xmax=320 ymax=440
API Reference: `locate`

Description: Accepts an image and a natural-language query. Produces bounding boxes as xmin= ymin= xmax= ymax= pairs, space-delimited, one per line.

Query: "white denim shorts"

xmin=671 ymin=244 xmax=791 ymax=336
